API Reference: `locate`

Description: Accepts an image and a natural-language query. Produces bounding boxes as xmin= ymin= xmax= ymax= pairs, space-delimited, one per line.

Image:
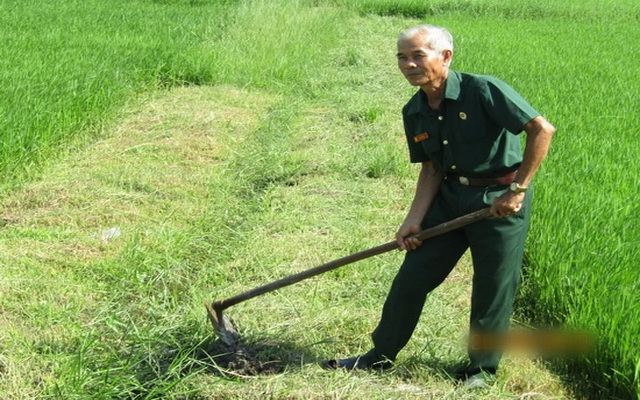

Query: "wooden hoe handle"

xmin=212 ymin=207 xmax=492 ymax=313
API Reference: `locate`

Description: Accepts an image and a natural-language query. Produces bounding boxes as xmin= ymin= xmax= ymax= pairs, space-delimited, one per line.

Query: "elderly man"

xmin=324 ymin=24 xmax=556 ymax=388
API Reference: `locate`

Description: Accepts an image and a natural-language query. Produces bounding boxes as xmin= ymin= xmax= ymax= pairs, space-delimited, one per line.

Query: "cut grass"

xmin=0 ymin=86 xmax=278 ymax=398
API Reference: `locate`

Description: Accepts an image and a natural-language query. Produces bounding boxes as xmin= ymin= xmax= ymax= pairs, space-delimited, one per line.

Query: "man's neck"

xmin=421 ymin=71 xmax=448 ymax=111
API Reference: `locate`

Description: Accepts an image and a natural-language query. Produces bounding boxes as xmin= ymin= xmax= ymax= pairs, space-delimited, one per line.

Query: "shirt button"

xmin=438 ymin=116 xmax=444 ymax=121
xmin=451 ymin=165 xmax=457 ymax=170
xmin=443 ymin=140 xmax=449 ymax=145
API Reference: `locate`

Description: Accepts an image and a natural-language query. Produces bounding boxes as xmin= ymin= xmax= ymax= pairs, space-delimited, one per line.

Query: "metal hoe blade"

xmin=205 ymin=301 xmax=239 ymax=347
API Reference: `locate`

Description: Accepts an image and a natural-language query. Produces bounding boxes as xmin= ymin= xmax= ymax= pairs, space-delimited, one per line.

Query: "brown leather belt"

xmin=447 ymin=171 xmax=517 ymax=187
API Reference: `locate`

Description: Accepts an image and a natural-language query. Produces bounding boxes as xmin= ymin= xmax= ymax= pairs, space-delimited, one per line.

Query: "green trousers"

xmin=371 ymin=181 xmax=532 ymax=373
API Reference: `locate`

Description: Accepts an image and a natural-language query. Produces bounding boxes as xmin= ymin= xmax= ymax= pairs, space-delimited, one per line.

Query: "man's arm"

xmin=397 ymin=161 xmax=443 ymax=250
xmin=491 ymin=115 xmax=556 ymax=217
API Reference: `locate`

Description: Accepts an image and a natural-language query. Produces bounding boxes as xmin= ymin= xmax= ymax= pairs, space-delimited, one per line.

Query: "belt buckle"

xmin=459 ymin=176 xmax=470 ymax=185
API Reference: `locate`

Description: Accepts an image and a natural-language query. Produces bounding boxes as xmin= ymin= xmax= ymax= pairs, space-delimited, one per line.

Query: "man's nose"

xmin=402 ymin=59 xmax=416 ymax=68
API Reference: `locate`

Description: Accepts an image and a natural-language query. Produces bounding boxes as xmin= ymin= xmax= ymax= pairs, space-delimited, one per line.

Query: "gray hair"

xmin=397 ymin=25 xmax=454 ymax=53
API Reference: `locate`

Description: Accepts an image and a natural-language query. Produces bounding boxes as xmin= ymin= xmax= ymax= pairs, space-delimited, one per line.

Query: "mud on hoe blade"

xmin=206 ymin=207 xmax=492 ymax=346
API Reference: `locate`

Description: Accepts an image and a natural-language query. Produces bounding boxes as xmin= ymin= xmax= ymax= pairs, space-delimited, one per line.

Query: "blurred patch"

xmin=467 ymin=328 xmax=595 ymax=357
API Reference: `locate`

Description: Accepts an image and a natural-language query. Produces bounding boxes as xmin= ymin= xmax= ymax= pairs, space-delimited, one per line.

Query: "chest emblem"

xmin=459 ymin=112 xmax=468 ymax=120
xmin=414 ymin=132 xmax=429 ymax=143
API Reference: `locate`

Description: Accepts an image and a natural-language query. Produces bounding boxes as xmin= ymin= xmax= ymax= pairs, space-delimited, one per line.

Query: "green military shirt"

xmin=403 ymin=70 xmax=540 ymax=177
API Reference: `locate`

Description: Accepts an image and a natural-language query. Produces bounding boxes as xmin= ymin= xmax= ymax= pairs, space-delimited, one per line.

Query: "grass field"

xmin=1 ymin=0 xmax=638 ymax=399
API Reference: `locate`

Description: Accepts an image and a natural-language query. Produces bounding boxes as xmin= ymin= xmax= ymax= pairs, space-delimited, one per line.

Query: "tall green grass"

xmin=0 ymin=0 xmax=233 ymax=187
xmin=327 ymin=0 xmax=639 ymax=20
xmin=1 ymin=0 xmax=639 ymax=398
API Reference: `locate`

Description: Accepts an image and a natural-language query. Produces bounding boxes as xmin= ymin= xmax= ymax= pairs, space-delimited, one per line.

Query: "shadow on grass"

xmin=398 ymin=355 xmax=469 ymax=382
xmin=132 ymin=333 xmax=319 ymax=391
xmin=193 ymin=336 xmax=315 ymax=377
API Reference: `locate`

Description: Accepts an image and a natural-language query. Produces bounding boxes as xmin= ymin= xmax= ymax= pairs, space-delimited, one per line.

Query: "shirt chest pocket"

xmin=451 ymin=115 xmax=490 ymax=142
xmin=407 ymin=116 xmax=442 ymax=161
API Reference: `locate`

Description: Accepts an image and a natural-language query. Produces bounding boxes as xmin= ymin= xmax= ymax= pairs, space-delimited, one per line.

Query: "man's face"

xmin=397 ymin=33 xmax=452 ymax=88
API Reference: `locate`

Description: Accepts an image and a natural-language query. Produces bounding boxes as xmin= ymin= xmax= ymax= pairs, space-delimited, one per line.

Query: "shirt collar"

xmin=444 ymin=70 xmax=462 ymax=100
xmin=406 ymin=70 xmax=462 ymax=115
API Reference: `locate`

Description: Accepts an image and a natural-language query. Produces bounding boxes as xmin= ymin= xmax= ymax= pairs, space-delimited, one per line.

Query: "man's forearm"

xmin=405 ymin=161 xmax=443 ymax=224
xmin=515 ymin=116 xmax=556 ymax=187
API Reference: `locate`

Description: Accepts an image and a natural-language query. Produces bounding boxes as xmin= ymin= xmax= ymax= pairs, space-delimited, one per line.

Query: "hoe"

xmin=206 ymin=207 xmax=491 ymax=346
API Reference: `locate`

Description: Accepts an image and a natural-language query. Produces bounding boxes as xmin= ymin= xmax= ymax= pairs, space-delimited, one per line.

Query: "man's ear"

xmin=442 ymin=49 xmax=453 ymax=66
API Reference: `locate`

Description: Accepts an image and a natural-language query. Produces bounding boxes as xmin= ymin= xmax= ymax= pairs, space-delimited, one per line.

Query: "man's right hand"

xmin=396 ymin=222 xmax=423 ymax=251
